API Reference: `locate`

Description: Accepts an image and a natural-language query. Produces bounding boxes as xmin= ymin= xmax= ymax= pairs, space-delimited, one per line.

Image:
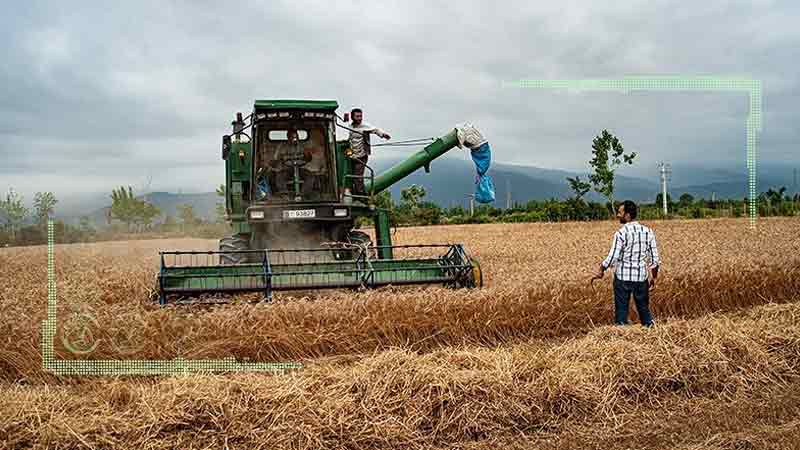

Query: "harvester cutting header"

xmin=157 ymin=99 xmax=484 ymax=304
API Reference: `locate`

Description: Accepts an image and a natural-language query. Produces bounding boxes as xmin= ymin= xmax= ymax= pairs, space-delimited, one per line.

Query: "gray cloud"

xmin=1 ymin=0 xmax=798 ymax=209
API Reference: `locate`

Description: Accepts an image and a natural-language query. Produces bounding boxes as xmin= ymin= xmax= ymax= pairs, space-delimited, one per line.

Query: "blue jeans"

xmin=613 ymin=275 xmax=654 ymax=326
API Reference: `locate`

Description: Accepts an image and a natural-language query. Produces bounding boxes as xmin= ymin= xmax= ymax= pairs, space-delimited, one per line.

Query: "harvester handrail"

xmin=160 ymin=244 xmax=459 ymax=255
xmin=160 ymin=263 xmax=472 ymax=279
xmin=160 ymin=272 xmax=268 ymax=279
xmin=159 ymin=250 xmax=267 ymax=255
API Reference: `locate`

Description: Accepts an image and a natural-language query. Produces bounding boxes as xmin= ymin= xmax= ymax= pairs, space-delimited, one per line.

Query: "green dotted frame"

xmin=41 ymin=220 xmax=303 ymax=376
xmin=504 ymin=76 xmax=761 ymax=228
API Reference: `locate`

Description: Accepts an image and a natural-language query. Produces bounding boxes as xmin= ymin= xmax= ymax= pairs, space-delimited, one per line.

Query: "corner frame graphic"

xmin=42 ymin=220 xmax=302 ymax=376
xmin=42 ymin=77 xmax=762 ymax=375
xmin=503 ymin=76 xmax=761 ymax=228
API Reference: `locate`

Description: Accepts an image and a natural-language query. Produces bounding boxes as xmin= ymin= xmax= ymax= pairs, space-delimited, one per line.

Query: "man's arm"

xmin=602 ymin=230 xmax=624 ymax=270
xmin=364 ymin=123 xmax=390 ymax=140
xmin=648 ymin=231 xmax=661 ymax=280
xmin=595 ymin=230 xmax=624 ymax=278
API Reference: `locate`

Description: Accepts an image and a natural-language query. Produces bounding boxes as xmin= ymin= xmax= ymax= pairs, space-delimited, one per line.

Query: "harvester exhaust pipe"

xmin=232 ymin=112 xmax=245 ymax=137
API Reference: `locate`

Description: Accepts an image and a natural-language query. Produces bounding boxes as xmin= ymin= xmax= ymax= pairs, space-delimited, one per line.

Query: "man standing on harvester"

xmin=347 ymin=107 xmax=391 ymax=195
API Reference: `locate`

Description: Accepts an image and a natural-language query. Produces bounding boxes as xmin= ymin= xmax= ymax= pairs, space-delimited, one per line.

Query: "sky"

xmin=1 ymin=0 xmax=798 ymax=209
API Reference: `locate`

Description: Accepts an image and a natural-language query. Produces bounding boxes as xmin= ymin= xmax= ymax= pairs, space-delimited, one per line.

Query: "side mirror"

xmin=342 ymin=113 xmax=350 ymax=122
xmin=222 ymin=135 xmax=231 ymax=160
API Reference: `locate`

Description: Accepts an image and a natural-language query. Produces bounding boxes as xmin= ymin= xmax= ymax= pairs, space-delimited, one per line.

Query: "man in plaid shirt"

xmin=592 ymin=200 xmax=660 ymax=327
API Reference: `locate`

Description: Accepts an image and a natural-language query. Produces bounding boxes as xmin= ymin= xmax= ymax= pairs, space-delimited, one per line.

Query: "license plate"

xmin=283 ymin=209 xmax=316 ymax=219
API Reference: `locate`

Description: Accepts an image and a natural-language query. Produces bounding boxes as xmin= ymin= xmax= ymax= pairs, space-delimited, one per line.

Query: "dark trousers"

xmin=352 ymin=155 xmax=368 ymax=195
xmin=613 ymin=275 xmax=654 ymax=326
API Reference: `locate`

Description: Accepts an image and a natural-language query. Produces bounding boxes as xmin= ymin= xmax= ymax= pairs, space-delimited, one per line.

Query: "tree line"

xmin=371 ymin=184 xmax=800 ymax=227
xmin=0 ymin=185 xmax=226 ymax=247
xmin=2 ymin=130 xmax=798 ymax=246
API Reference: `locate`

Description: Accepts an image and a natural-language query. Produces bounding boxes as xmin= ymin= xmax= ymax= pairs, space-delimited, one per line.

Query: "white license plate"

xmin=283 ymin=209 xmax=316 ymax=219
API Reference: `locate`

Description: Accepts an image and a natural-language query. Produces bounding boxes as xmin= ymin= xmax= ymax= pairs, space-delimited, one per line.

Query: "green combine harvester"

xmin=157 ymin=99 xmax=482 ymax=304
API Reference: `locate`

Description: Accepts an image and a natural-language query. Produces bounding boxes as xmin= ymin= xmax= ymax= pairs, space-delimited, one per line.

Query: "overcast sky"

xmin=1 ymin=0 xmax=798 ymax=207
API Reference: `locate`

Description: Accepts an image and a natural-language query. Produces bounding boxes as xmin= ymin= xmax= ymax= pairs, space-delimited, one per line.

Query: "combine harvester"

xmin=157 ymin=99 xmax=482 ymax=304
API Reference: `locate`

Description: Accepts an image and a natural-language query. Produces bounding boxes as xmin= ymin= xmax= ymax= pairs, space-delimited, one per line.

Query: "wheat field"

xmin=1 ymin=217 xmax=799 ymax=449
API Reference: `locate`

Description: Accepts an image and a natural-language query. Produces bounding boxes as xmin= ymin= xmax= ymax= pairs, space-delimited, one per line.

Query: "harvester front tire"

xmin=219 ymin=234 xmax=250 ymax=264
xmin=347 ymin=230 xmax=377 ymax=260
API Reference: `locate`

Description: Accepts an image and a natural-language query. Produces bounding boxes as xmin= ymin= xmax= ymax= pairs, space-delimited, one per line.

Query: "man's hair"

xmin=621 ymin=200 xmax=637 ymax=219
xmin=351 ymin=108 xmax=362 ymax=116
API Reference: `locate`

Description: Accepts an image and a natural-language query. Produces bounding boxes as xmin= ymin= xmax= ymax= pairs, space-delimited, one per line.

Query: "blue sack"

xmin=471 ymin=142 xmax=492 ymax=176
xmin=470 ymin=142 xmax=495 ymax=203
xmin=475 ymin=174 xmax=495 ymax=203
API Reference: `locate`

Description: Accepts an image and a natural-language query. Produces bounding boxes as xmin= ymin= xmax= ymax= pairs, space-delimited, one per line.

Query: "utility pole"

xmin=657 ymin=162 xmax=671 ymax=216
xmin=794 ymin=168 xmax=799 ymax=214
xmin=506 ymin=178 xmax=512 ymax=209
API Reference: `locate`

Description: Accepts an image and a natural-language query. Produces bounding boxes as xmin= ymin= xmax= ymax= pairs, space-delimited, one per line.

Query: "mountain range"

xmin=53 ymin=158 xmax=798 ymax=227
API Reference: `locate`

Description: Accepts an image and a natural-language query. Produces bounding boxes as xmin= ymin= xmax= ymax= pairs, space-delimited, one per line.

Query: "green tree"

xmin=372 ymin=190 xmax=397 ymax=224
xmin=400 ymin=184 xmax=426 ymax=209
xmin=655 ymin=192 xmax=672 ymax=206
xmin=565 ymin=176 xmax=592 ymax=221
xmin=177 ymin=203 xmax=198 ymax=231
xmin=566 ymin=176 xmax=591 ymax=200
xmin=110 ymin=186 xmax=139 ymax=231
xmin=33 ymin=191 xmax=58 ymax=227
xmin=763 ymin=186 xmax=787 ymax=204
xmin=215 ymin=184 xmax=226 ymax=223
xmin=759 ymin=187 xmax=787 ymax=216
xmin=587 ymin=130 xmax=636 ymax=215
xmin=135 ymin=201 xmax=160 ymax=231
xmin=75 ymin=216 xmax=96 ymax=242
xmin=678 ymin=193 xmax=694 ymax=208
xmin=374 ymin=190 xmax=393 ymax=210
xmin=110 ymin=186 xmax=160 ymax=232
xmin=0 ymin=188 xmax=29 ymax=240
xmin=79 ymin=216 xmax=95 ymax=235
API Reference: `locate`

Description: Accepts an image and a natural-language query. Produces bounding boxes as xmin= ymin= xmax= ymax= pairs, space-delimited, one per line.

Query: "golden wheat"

xmin=0 ymin=217 xmax=799 ymax=449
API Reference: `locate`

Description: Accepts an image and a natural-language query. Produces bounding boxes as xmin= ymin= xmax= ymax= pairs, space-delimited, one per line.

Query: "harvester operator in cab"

xmin=301 ymin=129 xmax=327 ymax=197
xmin=347 ymin=108 xmax=390 ymax=196
xmin=257 ymin=127 xmax=302 ymax=199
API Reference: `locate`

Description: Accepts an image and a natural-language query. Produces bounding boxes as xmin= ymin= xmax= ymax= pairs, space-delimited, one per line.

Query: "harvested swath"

xmin=1 ymin=262 xmax=798 ymax=385
xmin=675 ymin=419 xmax=800 ymax=450
xmin=2 ymin=302 xmax=799 ymax=450
xmin=1 ymin=218 xmax=799 ymax=385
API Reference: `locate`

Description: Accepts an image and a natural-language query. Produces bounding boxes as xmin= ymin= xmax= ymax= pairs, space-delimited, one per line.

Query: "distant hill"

xmin=374 ymin=157 xmax=660 ymax=207
xmin=57 ymin=158 xmax=794 ymax=227
xmin=62 ymin=192 xmax=222 ymax=228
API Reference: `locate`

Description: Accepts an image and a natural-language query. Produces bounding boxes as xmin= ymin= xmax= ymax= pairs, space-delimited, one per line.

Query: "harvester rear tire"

xmin=219 ymin=234 xmax=250 ymax=264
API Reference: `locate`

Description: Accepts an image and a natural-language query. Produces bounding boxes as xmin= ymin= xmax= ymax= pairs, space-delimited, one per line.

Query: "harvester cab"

xmin=157 ymin=99 xmax=483 ymax=304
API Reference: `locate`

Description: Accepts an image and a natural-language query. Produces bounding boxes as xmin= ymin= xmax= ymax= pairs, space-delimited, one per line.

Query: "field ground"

xmin=1 ymin=217 xmax=799 ymax=449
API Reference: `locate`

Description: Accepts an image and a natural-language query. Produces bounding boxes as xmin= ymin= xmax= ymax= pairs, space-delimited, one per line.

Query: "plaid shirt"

xmin=602 ymin=221 xmax=661 ymax=282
